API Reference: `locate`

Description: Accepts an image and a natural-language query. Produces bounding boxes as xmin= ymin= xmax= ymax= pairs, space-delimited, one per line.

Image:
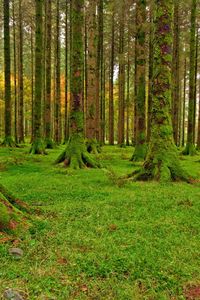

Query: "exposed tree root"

xmin=55 ymin=134 xmax=101 ymax=169
xmin=86 ymin=138 xmax=101 ymax=155
xmin=45 ymin=138 xmax=55 ymax=149
xmin=182 ymin=143 xmax=197 ymax=156
xmin=1 ymin=136 xmax=17 ymax=148
xmin=130 ymin=143 xmax=147 ymax=162
xmin=0 ymin=184 xmax=31 ymax=233
xmin=30 ymin=138 xmax=47 ymax=155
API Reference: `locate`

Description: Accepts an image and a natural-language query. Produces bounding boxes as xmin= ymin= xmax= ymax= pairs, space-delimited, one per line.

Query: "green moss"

xmin=30 ymin=138 xmax=46 ymax=155
xmin=55 ymin=133 xmax=100 ymax=169
xmin=0 ymin=201 xmax=10 ymax=227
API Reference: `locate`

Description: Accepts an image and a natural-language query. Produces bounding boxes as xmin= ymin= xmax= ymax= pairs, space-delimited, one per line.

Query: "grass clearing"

xmin=0 ymin=145 xmax=200 ymax=299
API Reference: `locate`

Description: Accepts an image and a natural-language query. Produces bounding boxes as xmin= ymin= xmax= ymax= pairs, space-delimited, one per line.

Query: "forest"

xmin=0 ymin=0 xmax=200 ymax=299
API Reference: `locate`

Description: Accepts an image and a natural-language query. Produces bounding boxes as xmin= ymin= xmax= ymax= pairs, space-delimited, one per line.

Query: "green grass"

xmin=0 ymin=145 xmax=200 ymax=299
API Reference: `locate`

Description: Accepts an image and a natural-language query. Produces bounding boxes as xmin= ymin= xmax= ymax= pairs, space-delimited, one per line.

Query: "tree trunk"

xmin=197 ymin=78 xmax=200 ymax=149
xmin=172 ymin=0 xmax=180 ymax=146
xmin=85 ymin=0 xmax=99 ymax=153
xmin=18 ymin=0 xmax=24 ymax=144
xmin=109 ymin=7 xmax=115 ymax=145
xmin=183 ymin=0 xmax=197 ymax=155
xmin=54 ymin=0 xmax=62 ymax=144
xmin=2 ymin=0 xmax=15 ymax=146
xmin=44 ymin=0 xmax=53 ymax=149
xmin=30 ymin=0 xmax=46 ymax=154
xmin=182 ymin=58 xmax=187 ymax=147
xmin=131 ymin=0 xmax=147 ymax=161
xmin=134 ymin=0 xmax=189 ymax=182
xmin=13 ymin=0 xmax=18 ymax=144
xmin=64 ymin=0 xmax=69 ymax=143
xmin=56 ymin=0 xmax=100 ymax=169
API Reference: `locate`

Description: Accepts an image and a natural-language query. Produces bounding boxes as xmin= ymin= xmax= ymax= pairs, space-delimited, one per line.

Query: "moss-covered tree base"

xmin=182 ymin=143 xmax=197 ymax=156
xmin=128 ymin=141 xmax=190 ymax=183
xmin=130 ymin=143 xmax=147 ymax=162
xmin=86 ymin=138 xmax=101 ymax=155
xmin=0 ymin=184 xmax=30 ymax=234
xmin=55 ymin=133 xmax=101 ymax=169
xmin=1 ymin=136 xmax=17 ymax=148
xmin=30 ymin=138 xmax=47 ymax=155
xmin=45 ymin=138 xmax=55 ymax=150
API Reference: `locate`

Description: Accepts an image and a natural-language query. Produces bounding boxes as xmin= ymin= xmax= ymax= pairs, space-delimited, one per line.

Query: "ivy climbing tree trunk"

xmin=183 ymin=0 xmax=197 ymax=155
xmin=131 ymin=0 xmax=147 ymax=161
xmin=133 ymin=0 xmax=189 ymax=182
xmin=2 ymin=0 xmax=15 ymax=146
xmin=56 ymin=0 xmax=100 ymax=169
xmin=30 ymin=0 xmax=46 ymax=154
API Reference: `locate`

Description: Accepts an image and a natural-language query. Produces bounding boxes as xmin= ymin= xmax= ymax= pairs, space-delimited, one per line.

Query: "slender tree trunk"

xmin=31 ymin=22 xmax=34 ymax=143
xmin=44 ymin=0 xmax=53 ymax=148
xmin=13 ymin=0 xmax=18 ymax=143
xmin=64 ymin=1 xmax=69 ymax=143
xmin=131 ymin=0 xmax=147 ymax=161
xmin=54 ymin=0 xmax=62 ymax=144
xmin=197 ymin=78 xmax=200 ymax=149
xmin=147 ymin=2 xmax=153 ymax=142
xmin=109 ymin=8 xmax=115 ymax=145
xmin=2 ymin=0 xmax=15 ymax=146
xmin=117 ymin=0 xmax=125 ymax=146
xmin=193 ymin=29 xmax=198 ymax=144
xmin=30 ymin=0 xmax=45 ymax=154
xmin=172 ymin=0 xmax=180 ymax=146
xmin=183 ymin=0 xmax=197 ymax=155
xmin=18 ymin=0 xmax=24 ymax=143
xmin=56 ymin=0 xmax=100 ymax=169
xmin=85 ymin=0 xmax=100 ymax=153
xmin=182 ymin=58 xmax=187 ymax=147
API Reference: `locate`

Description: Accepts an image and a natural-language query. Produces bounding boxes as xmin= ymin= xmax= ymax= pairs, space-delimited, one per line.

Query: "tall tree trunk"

xmin=193 ymin=29 xmax=198 ymax=144
xmin=30 ymin=0 xmax=45 ymax=154
xmin=109 ymin=7 xmax=115 ymax=145
xmin=182 ymin=58 xmax=187 ymax=147
xmin=2 ymin=0 xmax=15 ymax=146
xmin=172 ymin=0 xmax=180 ymax=146
xmin=134 ymin=0 xmax=188 ymax=182
xmin=183 ymin=0 xmax=197 ymax=155
xmin=197 ymin=78 xmax=200 ymax=149
xmin=12 ymin=0 xmax=18 ymax=143
xmin=147 ymin=2 xmax=153 ymax=142
xmin=56 ymin=0 xmax=100 ymax=169
xmin=117 ymin=0 xmax=125 ymax=146
xmin=44 ymin=0 xmax=53 ymax=149
xmin=85 ymin=0 xmax=100 ymax=153
xmin=54 ymin=0 xmax=62 ymax=144
xmin=131 ymin=0 xmax=147 ymax=161
xmin=18 ymin=0 xmax=24 ymax=143
xmin=99 ymin=0 xmax=104 ymax=144
xmin=31 ymin=22 xmax=34 ymax=143
xmin=64 ymin=1 xmax=69 ymax=143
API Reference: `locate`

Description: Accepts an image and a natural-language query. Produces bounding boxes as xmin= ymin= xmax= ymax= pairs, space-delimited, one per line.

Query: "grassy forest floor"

xmin=0 ymin=145 xmax=200 ymax=300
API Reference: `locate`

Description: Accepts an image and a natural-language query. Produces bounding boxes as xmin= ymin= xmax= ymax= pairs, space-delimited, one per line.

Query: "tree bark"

xmin=183 ymin=0 xmax=197 ymax=155
xmin=56 ymin=0 xmax=100 ymax=169
xmin=134 ymin=0 xmax=189 ymax=182
xmin=2 ymin=0 xmax=15 ymax=146
xmin=30 ymin=0 xmax=46 ymax=154
xmin=131 ymin=0 xmax=147 ymax=161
